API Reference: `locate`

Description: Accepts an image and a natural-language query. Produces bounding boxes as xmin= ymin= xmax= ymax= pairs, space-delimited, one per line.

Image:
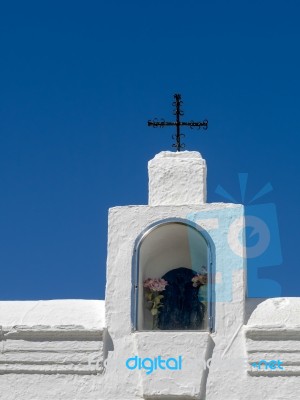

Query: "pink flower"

xmin=143 ymin=278 xmax=168 ymax=292
xmin=191 ymin=274 xmax=207 ymax=287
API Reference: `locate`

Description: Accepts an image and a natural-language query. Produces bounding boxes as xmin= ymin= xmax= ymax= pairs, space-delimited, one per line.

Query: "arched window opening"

xmin=133 ymin=220 xmax=212 ymax=331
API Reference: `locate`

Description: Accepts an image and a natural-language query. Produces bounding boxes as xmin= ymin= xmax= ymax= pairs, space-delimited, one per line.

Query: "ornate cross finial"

xmin=148 ymin=93 xmax=208 ymax=151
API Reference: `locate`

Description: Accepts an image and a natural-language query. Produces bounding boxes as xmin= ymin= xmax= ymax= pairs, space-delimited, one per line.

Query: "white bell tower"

xmin=104 ymin=150 xmax=246 ymax=399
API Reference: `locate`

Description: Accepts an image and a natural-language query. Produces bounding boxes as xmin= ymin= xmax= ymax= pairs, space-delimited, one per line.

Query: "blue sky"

xmin=0 ymin=1 xmax=300 ymax=300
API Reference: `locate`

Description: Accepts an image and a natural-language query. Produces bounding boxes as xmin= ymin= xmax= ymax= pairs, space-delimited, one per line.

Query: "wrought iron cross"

xmin=148 ymin=93 xmax=208 ymax=151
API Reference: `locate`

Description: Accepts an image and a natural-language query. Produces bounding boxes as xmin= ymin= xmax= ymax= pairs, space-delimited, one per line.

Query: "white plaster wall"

xmin=215 ymin=299 xmax=300 ymax=400
xmin=133 ymin=332 xmax=213 ymax=399
xmin=0 ymin=151 xmax=299 ymax=400
xmin=148 ymin=151 xmax=207 ymax=205
xmin=105 ymin=202 xmax=245 ymax=399
xmin=0 ymin=300 xmax=105 ymax=329
xmin=205 ymin=298 xmax=300 ymax=400
xmin=0 ymin=300 xmax=106 ymax=400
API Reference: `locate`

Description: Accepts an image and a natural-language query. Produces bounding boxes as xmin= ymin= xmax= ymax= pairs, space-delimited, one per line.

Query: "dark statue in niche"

xmin=157 ymin=267 xmax=206 ymax=330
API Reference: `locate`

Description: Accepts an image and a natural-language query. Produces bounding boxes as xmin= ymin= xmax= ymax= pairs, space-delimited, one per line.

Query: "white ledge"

xmin=0 ymin=300 xmax=105 ymax=330
xmin=247 ymin=298 xmax=300 ymax=328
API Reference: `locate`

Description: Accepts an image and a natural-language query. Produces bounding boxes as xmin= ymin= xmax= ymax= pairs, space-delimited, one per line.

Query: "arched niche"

xmin=133 ymin=220 xmax=212 ymax=331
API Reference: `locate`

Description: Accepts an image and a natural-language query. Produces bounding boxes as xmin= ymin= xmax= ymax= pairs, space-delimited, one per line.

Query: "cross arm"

xmin=180 ymin=120 xmax=208 ymax=129
xmin=147 ymin=120 xmax=176 ymax=127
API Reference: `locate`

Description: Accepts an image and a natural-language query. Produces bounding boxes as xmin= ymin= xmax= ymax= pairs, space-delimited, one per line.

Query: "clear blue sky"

xmin=0 ymin=1 xmax=299 ymax=300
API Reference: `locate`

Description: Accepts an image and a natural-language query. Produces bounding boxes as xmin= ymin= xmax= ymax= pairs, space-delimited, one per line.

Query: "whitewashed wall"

xmin=0 ymin=151 xmax=299 ymax=400
xmin=0 ymin=300 xmax=106 ymax=400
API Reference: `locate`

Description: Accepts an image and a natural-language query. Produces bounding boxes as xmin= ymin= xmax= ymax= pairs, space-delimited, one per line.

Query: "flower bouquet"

xmin=191 ymin=267 xmax=208 ymax=307
xmin=143 ymin=278 xmax=168 ymax=329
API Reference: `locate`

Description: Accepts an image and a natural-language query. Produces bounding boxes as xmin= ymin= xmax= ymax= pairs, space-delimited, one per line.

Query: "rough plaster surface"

xmin=0 ymin=300 xmax=105 ymax=329
xmin=0 ymin=300 xmax=106 ymax=399
xmin=148 ymin=151 xmax=207 ymax=205
xmin=0 ymin=151 xmax=299 ymax=400
xmin=247 ymin=297 xmax=300 ymax=327
xmin=105 ymin=202 xmax=246 ymax=399
xmin=239 ymin=298 xmax=300 ymax=399
xmin=133 ymin=332 xmax=213 ymax=399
